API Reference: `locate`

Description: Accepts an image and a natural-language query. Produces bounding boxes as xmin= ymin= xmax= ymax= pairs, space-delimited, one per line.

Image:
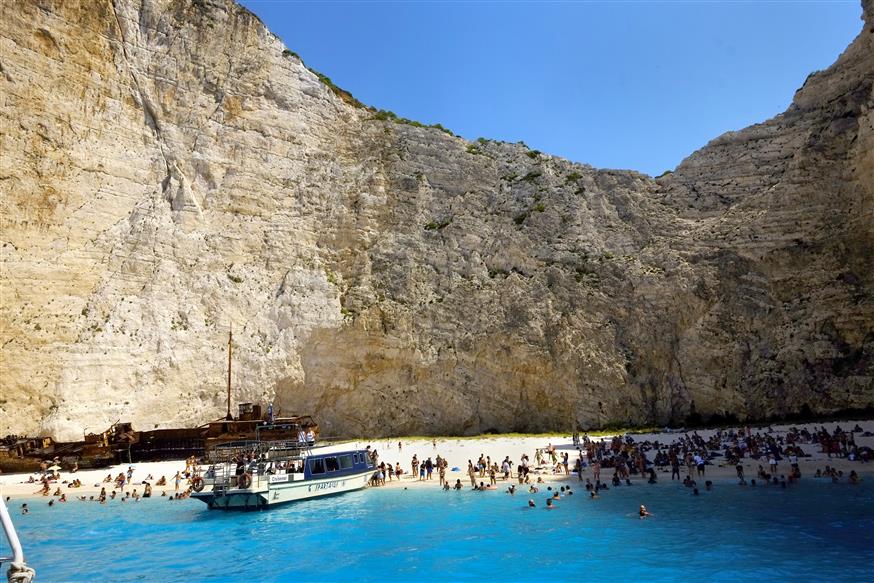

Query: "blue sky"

xmin=239 ymin=0 xmax=862 ymax=176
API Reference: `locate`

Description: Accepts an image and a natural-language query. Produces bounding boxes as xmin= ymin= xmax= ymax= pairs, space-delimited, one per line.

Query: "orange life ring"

xmin=192 ymin=476 xmax=205 ymax=492
xmin=238 ymin=473 xmax=252 ymax=489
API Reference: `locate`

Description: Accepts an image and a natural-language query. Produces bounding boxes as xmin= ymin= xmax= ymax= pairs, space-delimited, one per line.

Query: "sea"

xmin=6 ymin=478 xmax=873 ymax=582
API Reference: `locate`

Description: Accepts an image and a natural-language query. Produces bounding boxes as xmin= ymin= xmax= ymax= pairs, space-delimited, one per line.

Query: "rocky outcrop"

xmin=1 ymin=0 xmax=871 ymax=440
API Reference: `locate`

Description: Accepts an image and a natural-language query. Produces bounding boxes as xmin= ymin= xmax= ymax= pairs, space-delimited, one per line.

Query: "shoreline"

xmin=2 ymin=419 xmax=872 ymax=502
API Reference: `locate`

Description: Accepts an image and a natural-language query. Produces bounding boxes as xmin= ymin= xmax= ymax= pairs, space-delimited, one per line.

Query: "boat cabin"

xmin=303 ymin=451 xmax=373 ymax=480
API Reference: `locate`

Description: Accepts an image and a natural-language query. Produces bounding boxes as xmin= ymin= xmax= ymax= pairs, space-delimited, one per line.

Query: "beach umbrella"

xmin=47 ymin=465 xmax=61 ymax=471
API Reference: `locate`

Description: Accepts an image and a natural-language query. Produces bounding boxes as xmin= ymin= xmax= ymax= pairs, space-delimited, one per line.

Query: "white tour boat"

xmin=190 ymin=427 xmax=375 ymax=510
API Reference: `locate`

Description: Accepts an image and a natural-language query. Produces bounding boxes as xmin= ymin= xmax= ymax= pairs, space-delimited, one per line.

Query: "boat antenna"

xmin=226 ymin=326 xmax=233 ymax=421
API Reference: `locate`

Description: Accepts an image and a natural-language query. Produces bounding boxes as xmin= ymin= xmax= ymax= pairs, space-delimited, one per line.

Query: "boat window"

xmin=325 ymin=457 xmax=340 ymax=472
xmin=309 ymin=458 xmax=325 ymax=475
xmin=338 ymin=455 xmax=353 ymax=469
xmin=353 ymin=453 xmax=360 ymax=464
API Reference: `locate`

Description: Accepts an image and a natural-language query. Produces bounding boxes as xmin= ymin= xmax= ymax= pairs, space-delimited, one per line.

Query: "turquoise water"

xmin=5 ymin=479 xmax=873 ymax=582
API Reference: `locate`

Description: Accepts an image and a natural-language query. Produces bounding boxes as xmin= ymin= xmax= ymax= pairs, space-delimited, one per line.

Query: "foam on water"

xmin=5 ymin=479 xmax=873 ymax=582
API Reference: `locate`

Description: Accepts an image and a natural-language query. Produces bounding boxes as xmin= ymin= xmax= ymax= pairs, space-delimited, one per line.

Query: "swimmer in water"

xmin=528 ymin=499 xmax=536 ymax=507
xmin=639 ymin=505 xmax=652 ymax=519
xmin=546 ymin=498 xmax=555 ymax=509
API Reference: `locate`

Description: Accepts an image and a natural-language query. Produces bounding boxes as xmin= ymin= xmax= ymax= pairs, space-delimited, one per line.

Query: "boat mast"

xmin=226 ymin=327 xmax=233 ymax=421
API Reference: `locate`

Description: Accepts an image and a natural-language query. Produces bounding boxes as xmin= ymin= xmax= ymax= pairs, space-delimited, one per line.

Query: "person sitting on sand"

xmin=639 ymin=505 xmax=652 ymax=519
xmin=156 ymin=476 xmax=167 ymax=486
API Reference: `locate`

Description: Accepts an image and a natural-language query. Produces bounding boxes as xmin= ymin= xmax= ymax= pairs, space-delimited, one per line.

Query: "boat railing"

xmin=207 ymin=440 xmax=261 ymax=463
xmin=207 ymin=438 xmax=316 ymax=463
xmin=0 ymin=494 xmax=35 ymax=582
xmin=204 ymin=455 xmax=304 ymax=490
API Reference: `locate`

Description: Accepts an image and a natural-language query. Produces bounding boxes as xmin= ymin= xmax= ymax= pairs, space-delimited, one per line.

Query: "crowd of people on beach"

xmin=5 ymin=423 xmax=869 ymax=515
xmin=8 ymin=455 xmax=203 ymax=511
xmin=360 ymin=424 xmax=869 ymax=511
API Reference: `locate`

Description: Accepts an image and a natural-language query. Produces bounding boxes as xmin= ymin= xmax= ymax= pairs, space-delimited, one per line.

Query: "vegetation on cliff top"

xmin=281 ymin=48 xmax=455 ymax=135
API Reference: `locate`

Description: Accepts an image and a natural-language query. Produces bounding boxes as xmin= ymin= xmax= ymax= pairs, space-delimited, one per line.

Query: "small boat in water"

xmin=190 ymin=429 xmax=374 ymax=510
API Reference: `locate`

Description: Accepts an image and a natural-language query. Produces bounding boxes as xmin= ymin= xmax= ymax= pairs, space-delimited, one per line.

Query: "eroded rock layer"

xmin=1 ymin=0 xmax=872 ymax=440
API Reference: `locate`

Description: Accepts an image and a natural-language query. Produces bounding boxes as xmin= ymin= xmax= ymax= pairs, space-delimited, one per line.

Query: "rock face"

xmin=1 ymin=0 xmax=872 ymax=440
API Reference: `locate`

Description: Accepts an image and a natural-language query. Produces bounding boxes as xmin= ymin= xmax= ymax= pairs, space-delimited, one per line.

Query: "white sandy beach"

xmin=2 ymin=420 xmax=872 ymax=501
